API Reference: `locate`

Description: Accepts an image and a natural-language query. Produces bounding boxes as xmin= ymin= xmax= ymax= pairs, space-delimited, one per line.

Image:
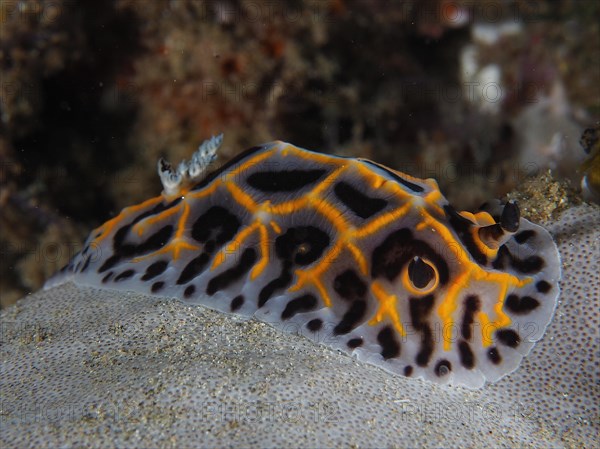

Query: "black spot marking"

xmin=177 ymin=254 xmax=210 ymax=285
xmin=258 ymin=264 xmax=293 ymax=308
xmin=307 ymin=318 xmax=323 ymax=332
xmin=151 ymin=281 xmax=165 ymax=293
xmin=371 ymin=228 xmax=449 ymax=284
xmin=206 ymin=248 xmax=257 ymax=295
xmin=204 ymin=240 xmax=216 ymax=254
xmin=435 ymin=359 xmax=452 ymax=377
xmin=347 ymin=338 xmax=363 ymax=349
xmin=275 ymin=226 xmax=330 ymax=265
xmin=99 ymin=216 xmax=177 ymax=275
xmin=114 ymin=269 xmax=135 ymax=282
xmin=505 ymin=294 xmax=540 ymax=314
xmin=392 ymin=175 xmax=425 ymax=193
xmin=247 ymin=169 xmax=327 ymax=192
xmin=80 ymin=257 xmax=91 ymax=273
xmin=230 ymin=295 xmax=244 ymax=312
xmin=333 ymin=270 xmax=367 ymax=301
xmin=404 ymin=366 xmax=413 ymax=377
xmin=408 ymin=257 xmax=435 ymax=289
xmin=492 ymin=246 xmax=545 ymax=274
xmin=444 ymin=205 xmax=487 ymax=265
xmin=260 ymin=226 xmax=329 ymax=308
xmin=98 ymin=255 xmax=121 ymax=274
xmin=334 ymin=300 xmax=367 ymax=335
xmin=363 ymin=160 xmax=425 ymax=192
xmin=409 ymin=295 xmax=435 ymax=367
xmin=536 ymin=280 xmax=552 ymax=294
xmin=191 ymin=206 xmax=241 ymax=247
xmin=281 ymin=294 xmax=318 ymax=320
xmin=458 ymin=340 xmax=475 ymax=369
xmin=191 ymin=145 xmax=266 ymax=191
xmin=333 ymin=181 xmax=388 ymax=219
xmin=377 ymin=326 xmax=401 ymax=359
xmin=142 ymin=260 xmax=169 ymax=281
xmin=512 ymin=255 xmax=545 ymax=274
xmin=491 ymin=249 xmax=507 ymax=270
xmin=131 ymin=225 xmax=174 ymax=256
xmin=184 ymin=285 xmax=196 ymax=299
xmin=461 ymin=295 xmax=480 ymax=340
xmin=487 ymin=347 xmax=501 ymax=364
xmin=101 ymin=271 xmax=114 ymax=283
xmin=496 ymin=329 xmax=520 ymax=348
xmin=514 ymin=229 xmax=536 ymax=244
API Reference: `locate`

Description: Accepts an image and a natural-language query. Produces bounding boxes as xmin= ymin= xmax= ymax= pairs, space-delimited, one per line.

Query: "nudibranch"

xmin=46 ymin=135 xmax=561 ymax=388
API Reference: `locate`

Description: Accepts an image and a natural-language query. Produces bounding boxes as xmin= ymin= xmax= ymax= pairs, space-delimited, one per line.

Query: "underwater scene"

xmin=1 ymin=1 xmax=598 ymax=448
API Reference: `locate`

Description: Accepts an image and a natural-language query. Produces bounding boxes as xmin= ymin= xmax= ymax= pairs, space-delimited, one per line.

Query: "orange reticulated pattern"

xmin=89 ymin=143 xmax=534 ymax=353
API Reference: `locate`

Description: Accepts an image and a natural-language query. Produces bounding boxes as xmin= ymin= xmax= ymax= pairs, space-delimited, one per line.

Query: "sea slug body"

xmin=46 ymin=136 xmax=561 ymax=389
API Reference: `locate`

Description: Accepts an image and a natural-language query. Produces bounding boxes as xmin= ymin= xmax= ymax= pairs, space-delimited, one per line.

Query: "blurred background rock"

xmin=1 ymin=0 xmax=598 ymax=307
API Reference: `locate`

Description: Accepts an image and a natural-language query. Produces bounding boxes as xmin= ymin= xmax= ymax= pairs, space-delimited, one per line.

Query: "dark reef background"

xmin=1 ymin=0 xmax=599 ymax=307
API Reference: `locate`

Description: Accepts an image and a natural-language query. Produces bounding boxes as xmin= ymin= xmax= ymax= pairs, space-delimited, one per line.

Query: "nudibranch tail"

xmin=45 ymin=137 xmax=561 ymax=389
